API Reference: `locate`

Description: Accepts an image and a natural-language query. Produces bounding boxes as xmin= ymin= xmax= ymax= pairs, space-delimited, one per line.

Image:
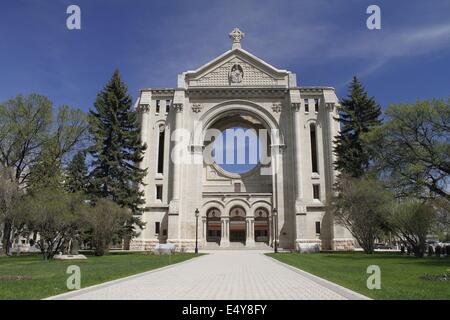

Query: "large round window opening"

xmin=204 ymin=112 xmax=271 ymax=175
xmin=212 ymin=126 xmax=263 ymax=174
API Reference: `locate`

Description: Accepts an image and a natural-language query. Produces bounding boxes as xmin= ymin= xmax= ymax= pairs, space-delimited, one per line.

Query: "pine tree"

xmin=88 ymin=70 xmax=147 ymax=217
xmin=65 ymin=151 xmax=88 ymax=193
xmin=28 ymin=139 xmax=64 ymax=192
xmin=334 ymin=76 xmax=382 ymax=177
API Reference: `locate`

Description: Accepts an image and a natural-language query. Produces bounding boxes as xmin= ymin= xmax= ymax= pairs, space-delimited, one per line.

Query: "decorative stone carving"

xmin=193 ymin=57 xmax=277 ymax=87
xmin=229 ymin=64 xmax=244 ymax=83
xmin=173 ymin=103 xmax=183 ymax=113
xmin=272 ymin=103 xmax=282 ymax=113
xmin=229 ymin=28 xmax=245 ymax=49
xmin=136 ymin=104 xmax=150 ymax=113
xmin=326 ymin=102 xmax=335 ymax=112
xmin=291 ymin=102 xmax=301 ymax=112
xmin=191 ymin=103 xmax=203 ymax=113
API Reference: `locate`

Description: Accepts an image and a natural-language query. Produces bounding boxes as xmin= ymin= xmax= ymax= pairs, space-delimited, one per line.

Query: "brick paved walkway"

xmin=48 ymin=250 xmax=368 ymax=300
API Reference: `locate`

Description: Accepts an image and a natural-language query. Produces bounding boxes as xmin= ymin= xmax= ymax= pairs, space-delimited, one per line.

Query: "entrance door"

xmin=254 ymin=208 xmax=269 ymax=244
xmin=207 ymin=208 xmax=221 ymax=244
xmin=229 ymin=206 xmax=246 ymax=244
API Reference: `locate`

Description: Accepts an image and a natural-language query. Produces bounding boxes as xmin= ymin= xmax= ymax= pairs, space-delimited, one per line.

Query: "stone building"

xmin=131 ymin=28 xmax=354 ymax=251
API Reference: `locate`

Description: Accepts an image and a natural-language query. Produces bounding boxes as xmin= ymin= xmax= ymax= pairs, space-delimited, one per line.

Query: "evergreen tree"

xmin=28 ymin=139 xmax=64 ymax=192
xmin=88 ymin=70 xmax=147 ymax=216
xmin=334 ymin=76 xmax=382 ymax=177
xmin=65 ymin=151 xmax=88 ymax=193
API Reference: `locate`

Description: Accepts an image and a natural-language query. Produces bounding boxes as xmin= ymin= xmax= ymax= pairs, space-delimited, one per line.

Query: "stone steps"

xmin=203 ymin=242 xmax=272 ymax=250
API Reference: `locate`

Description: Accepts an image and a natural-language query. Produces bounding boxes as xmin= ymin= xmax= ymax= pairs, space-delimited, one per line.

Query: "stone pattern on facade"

xmin=191 ymin=57 xmax=277 ymax=87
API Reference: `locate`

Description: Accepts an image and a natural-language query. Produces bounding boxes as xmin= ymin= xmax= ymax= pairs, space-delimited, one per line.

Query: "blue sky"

xmin=1 ymin=0 xmax=449 ymax=114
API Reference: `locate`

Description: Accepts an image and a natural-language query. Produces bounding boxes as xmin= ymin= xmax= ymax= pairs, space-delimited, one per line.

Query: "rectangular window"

xmin=304 ymin=99 xmax=309 ymax=113
xmin=157 ymin=127 xmax=165 ymax=174
xmin=313 ymin=184 xmax=320 ymax=200
xmin=166 ymin=100 xmax=171 ymax=114
xmin=314 ymin=98 xmax=319 ymax=113
xmin=234 ymin=182 xmax=241 ymax=193
xmin=310 ymin=124 xmax=318 ymax=173
xmin=156 ymin=185 xmax=163 ymax=201
xmin=155 ymin=222 xmax=160 ymax=234
xmin=315 ymin=221 xmax=321 ymax=234
xmin=156 ymin=100 xmax=160 ymax=114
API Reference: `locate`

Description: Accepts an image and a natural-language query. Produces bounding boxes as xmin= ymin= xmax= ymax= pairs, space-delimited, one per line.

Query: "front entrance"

xmin=229 ymin=206 xmax=246 ymax=244
xmin=254 ymin=208 xmax=269 ymax=244
xmin=207 ymin=208 xmax=221 ymax=244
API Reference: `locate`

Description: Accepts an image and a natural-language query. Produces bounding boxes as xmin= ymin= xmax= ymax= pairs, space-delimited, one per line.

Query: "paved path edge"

xmin=44 ymin=254 xmax=209 ymax=300
xmin=265 ymin=254 xmax=371 ymax=300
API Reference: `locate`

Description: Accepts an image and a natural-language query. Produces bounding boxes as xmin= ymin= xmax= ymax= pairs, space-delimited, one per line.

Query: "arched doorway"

xmin=206 ymin=208 xmax=221 ymax=244
xmin=229 ymin=206 xmax=246 ymax=243
xmin=254 ymin=207 xmax=269 ymax=243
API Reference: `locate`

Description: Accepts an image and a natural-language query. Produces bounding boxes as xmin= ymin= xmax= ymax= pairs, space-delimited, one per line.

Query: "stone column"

xmin=292 ymin=101 xmax=309 ymax=251
xmin=220 ymin=217 xmax=230 ymax=247
xmin=202 ymin=217 xmax=207 ymax=245
xmin=324 ymin=103 xmax=336 ymax=191
xmin=246 ymin=217 xmax=255 ymax=247
xmin=167 ymin=103 xmax=183 ymax=244
xmin=171 ymin=103 xmax=183 ymax=201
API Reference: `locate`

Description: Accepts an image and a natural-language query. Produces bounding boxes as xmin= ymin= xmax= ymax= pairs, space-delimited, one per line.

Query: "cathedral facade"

xmin=132 ymin=29 xmax=354 ymax=251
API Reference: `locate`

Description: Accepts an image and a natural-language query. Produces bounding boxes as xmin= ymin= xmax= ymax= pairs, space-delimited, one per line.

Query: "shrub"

xmin=84 ymin=198 xmax=131 ymax=256
xmin=329 ymin=175 xmax=392 ymax=254
xmin=388 ymin=200 xmax=436 ymax=257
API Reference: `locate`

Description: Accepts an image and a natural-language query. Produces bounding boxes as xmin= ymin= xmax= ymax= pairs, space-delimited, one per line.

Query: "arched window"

xmin=310 ymin=123 xmax=318 ymax=173
xmin=157 ymin=125 xmax=165 ymax=174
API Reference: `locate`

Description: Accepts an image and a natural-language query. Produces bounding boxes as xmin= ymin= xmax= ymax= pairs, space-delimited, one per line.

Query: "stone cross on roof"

xmin=229 ymin=28 xmax=245 ymax=49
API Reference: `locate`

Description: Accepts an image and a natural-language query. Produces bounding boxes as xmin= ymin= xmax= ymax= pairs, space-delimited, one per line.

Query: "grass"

xmin=267 ymin=252 xmax=450 ymax=300
xmin=0 ymin=252 xmax=198 ymax=300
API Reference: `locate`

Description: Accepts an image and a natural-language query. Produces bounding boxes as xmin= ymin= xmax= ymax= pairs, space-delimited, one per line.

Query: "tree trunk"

xmin=123 ymin=236 xmax=131 ymax=251
xmin=2 ymin=221 xmax=12 ymax=256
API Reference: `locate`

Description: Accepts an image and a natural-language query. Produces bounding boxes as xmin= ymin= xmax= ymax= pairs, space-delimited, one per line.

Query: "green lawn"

xmin=267 ymin=252 xmax=450 ymax=300
xmin=0 ymin=252 xmax=198 ymax=300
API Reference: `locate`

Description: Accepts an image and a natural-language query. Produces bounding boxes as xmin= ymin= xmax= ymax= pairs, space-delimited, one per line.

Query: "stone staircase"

xmin=203 ymin=242 xmax=272 ymax=250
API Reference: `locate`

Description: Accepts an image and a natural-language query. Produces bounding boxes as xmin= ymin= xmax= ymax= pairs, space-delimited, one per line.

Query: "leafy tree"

xmin=21 ymin=188 xmax=88 ymax=260
xmin=0 ymin=95 xmax=88 ymax=251
xmin=388 ymin=199 xmax=436 ymax=257
xmin=65 ymin=151 xmax=88 ymax=193
xmin=84 ymin=198 xmax=131 ymax=256
xmin=0 ymin=167 xmax=24 ymax=255
xmin=28 ymin=139 xmax=64 ymax=191
xmin=0 ymin=94 xmax=52 ymax=189
xmin=365 ymin=99 xmax=449 ymax=201
xmin=334 ymin=77 xmax=382 ymax=177
xmin=328 ymin=175 xmax=392 ymax=253
xmin=88 ymin=70 xmax=147 ymax=246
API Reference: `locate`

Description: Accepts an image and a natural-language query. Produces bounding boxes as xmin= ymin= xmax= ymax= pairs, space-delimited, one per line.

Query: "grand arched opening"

xmin=229 ymin=206 xmax=246 ymax=243
xmin=206 ymin=208 xmax=221 ymax=244
xmin=199 ymin=103 xmax=282 ymax=248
